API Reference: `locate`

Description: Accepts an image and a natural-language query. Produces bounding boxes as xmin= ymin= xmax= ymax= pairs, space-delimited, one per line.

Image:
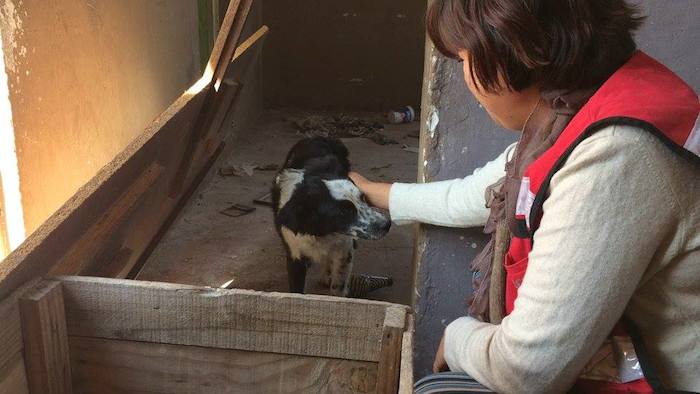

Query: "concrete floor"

xmin=137 ymin=109 xmax=418 ymax=305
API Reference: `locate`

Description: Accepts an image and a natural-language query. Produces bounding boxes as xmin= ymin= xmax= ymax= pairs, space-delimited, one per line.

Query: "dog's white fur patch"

xmin=275 ymin=169 xmax=304 ymax=209
xmin=280 ymin=226 xmax=352 ymax=261
xmin=280 ymin=226 xmax=354 ymax=295
xmin=323 ymin=179 xmax=362 ymax=204
xmin=324 ymin=179 xmax=387 ymax=237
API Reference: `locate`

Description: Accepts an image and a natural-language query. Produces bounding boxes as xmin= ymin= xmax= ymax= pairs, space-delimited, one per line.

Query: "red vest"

xmin=505 ymin=51 xmax=700 ymax=392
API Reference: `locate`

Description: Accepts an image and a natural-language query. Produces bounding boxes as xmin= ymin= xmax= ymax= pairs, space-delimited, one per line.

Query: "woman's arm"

xmin=351 ymin=143 xmax=516 ymax=228
xmin=442 ymin=126 xmax=678 ymax=393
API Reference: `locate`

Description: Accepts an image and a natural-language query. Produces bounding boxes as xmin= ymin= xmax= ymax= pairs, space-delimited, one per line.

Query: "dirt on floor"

xmin=136 ymin=109 xmax=419 ymax=305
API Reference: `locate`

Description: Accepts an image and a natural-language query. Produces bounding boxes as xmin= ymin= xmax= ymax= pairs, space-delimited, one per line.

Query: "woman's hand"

xmin=349 ymin=172 xmax=392 ymax=210
xmin=433 ymin=334 xmax=449 ymax=373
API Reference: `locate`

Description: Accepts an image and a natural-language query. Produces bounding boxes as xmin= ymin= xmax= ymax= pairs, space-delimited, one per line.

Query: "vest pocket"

xmin=504 ymin=252 xmax=529 ymax=313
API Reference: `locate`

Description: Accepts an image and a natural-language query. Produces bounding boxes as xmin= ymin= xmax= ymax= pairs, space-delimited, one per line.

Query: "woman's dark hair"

xmin=427 ymin=0 xmax=645 ymax=93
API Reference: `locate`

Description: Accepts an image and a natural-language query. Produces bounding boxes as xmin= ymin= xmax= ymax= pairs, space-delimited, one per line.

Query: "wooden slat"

xmin=232 ymin=25 xmax=269 ymax=63
xmin=398 ymin=315 xmax=414 ymax=394
xmin=0 ymin=279 xmax=38 ymax=394
xmin=205 ymin=0 xmax=242 ymax=84
xmin=69 ymin=336 xmax=378 ymax=394
xmin=19 ymin=281 xmax=72 ymax=394
xmin=168 ymin=0 xmax=255 ymax=197
xmin=205 ymin=82 xmax=242 ymax=137
xmin=376 ymin=307 xmax=407 ymax=394
xmin=212 ymin=0 xmax=254 ymax=88
xmin=59 ymin=276 xmax=408 ymax=363
xmin=49 ymin=163 xmax=163 ymax=276
xmin=0 ymin=354 xmax=29 ymax=394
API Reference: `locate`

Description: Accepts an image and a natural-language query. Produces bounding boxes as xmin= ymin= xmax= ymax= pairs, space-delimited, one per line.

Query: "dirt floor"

xmin=136 ymin=109 xmax=418 ymax=305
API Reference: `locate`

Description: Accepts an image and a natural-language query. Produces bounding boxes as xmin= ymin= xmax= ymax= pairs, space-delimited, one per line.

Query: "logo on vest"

xmin=515 ymin=177 xmax=536 ymax=229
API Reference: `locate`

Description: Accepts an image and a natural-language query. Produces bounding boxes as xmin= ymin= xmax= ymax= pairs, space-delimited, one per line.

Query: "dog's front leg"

xmin=329 ymin=250 xmax=353 ymax=297
xmin=287 ymin=258 xmax=308 ymax=293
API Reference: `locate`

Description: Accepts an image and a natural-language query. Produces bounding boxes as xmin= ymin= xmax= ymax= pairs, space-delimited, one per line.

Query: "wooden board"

xmin=168 ymin=0 xmax=255 ymax=197
xmin=19 ymin=281 xmax=72 ymax=394
xmin=0 ymin=354 xmax=29 ymax=394
xmin=376 ymin=307 xmax=407 ymax=393
xmin=59 ymin=276 xmax=408 ymax=363
xmin=49 ymin=163 xmax=163 ymax=276
xmin=69 ymin=336 xmax=378 ymax=394
xmin=398 ymin=315 xmax=414 ymax=394
xmin=0 ymin=280 xmax=38 ymax=394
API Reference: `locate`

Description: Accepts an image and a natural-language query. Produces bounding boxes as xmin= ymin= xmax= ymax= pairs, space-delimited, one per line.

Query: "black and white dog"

xmin=272 ymin=137 xmax=391 ymax=296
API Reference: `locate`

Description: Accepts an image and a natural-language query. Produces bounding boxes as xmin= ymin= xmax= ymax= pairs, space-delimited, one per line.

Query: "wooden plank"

xmin=168 ymin=0 xmax=255 ymax=198
xmin=0 ymin=279 xmax=38 ymax=394
xmin=376 ymin=307 xmax=407 ymax=394
xmin=206 ymin=82 xmax=241 ymax=137
xmin=212 ymin=0 xmax=254 ymax=88
xmin=0 ymin=353 xmax=29 ymax=394
xmin=398 ymin=315 xmax=414 ymax=394
xmin=58 ymin=276 xmax=409 ymax=363
xmin=19 ymin=280 xmax=72 ymax=394
xmin=49 ymin=163 xmax=163 ymax=276
xmin=204 ymin=0 xmax=242 ymax=82
xmin=232 ymin=25 xmax=269 ymax=63
xmin=69 ymin=336 xmax=378 ymax=394
xmin=125 ymin=142 xmax=225 ymax=279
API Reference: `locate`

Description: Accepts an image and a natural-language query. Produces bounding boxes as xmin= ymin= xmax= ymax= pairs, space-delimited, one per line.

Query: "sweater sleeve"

xmin=388 ymin=143 xmax=516 ymax=228
xmin=442 ymin=126 xmax=678 ymax=393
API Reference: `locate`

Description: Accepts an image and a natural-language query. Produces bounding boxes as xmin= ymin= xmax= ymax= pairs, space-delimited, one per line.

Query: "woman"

xmin=351 ymin=1 xmax=699 ymax=393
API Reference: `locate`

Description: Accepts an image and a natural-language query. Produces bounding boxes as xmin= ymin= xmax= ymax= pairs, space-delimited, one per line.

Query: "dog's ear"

xmin=325 ymin=138 xmax=351 ymax=173
xmin=304 ymin=155 xmax=348 ymax=178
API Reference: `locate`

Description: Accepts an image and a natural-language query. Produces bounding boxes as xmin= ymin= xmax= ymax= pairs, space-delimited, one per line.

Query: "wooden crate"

xmin=6 ymin=276 xmax=413 ymax=394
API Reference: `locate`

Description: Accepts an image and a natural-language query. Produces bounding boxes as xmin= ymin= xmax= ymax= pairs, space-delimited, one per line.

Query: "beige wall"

xmin=0 ymin=0 xmax=200 ymax=235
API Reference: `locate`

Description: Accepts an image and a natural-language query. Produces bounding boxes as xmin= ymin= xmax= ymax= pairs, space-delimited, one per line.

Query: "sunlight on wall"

xmin=0 ymin=31 xmax=25 ymax=257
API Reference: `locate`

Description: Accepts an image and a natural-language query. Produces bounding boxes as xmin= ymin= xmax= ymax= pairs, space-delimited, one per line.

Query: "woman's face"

xmin=458 ymin=50 xmax=540 ymax=131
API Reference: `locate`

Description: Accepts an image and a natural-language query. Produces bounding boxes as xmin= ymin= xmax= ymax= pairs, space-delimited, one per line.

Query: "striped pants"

xmin=414 ymin=372 xmax=495 ymax=393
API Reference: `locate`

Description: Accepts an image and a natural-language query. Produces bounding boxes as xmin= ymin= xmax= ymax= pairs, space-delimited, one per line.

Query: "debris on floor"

xmin=370 ymin=164 xmax=392 ymax=172
xmin=253 ymin=192 xmax=273 ymax=207
xmin=218 ymin=163 xmax=279 ymax=177
xmin=348 ymin=274 xmax=394 ymax=298
xmin=220 ymin=203 xmax=256 ymax=217
xmin=402 ymin=144 xmax=420 ymax=153
xmin=406 ymin=130 xmax=420 ymax=139
xmin=289 ymin=114 xmax=398 ymax=145
xmin=256 ymin=163 xmax=280 ymax=171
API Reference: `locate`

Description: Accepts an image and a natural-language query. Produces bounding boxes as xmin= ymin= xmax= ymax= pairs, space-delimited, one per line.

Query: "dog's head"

xmin=274 ymin=137 xmax=390 ymax=240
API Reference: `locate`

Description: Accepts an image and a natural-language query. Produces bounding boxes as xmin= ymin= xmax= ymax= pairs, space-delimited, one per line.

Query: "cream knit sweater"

xmin=389 ymin=125 xmax=700 ymax=393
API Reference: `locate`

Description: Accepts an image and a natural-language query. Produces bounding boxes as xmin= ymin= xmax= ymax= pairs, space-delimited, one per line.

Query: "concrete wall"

xmin=0 ymin=0 xmax=200 ymax=236
xmin=413 ymin=0 xmax=700 ymax=377
xmin=262 ymin=0 xmax=426 ymax=111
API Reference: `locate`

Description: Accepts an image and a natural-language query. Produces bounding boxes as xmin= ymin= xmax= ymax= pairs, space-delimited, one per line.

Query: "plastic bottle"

xmin=387 ymin=106 xmax=416 ymax=124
